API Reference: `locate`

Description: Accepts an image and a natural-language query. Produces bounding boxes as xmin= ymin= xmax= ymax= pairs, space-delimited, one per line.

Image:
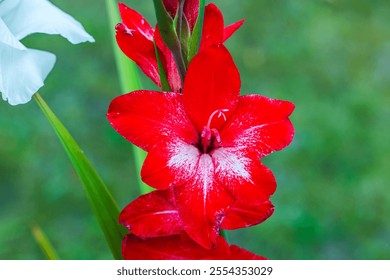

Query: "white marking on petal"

xmin=167 ymin=141 xmax=200 ymax=182
xmin=133 ymin=210 xmax=178 ymax=222
xmin=197 ymin=154 xmax=214 ymax=215
xmin=167 ymin=142 xmax=199 ymax=169
xmin=233 ymin=121 xmax=287 ymax=156
xmin=212 ymin=147 xmax=251 ymax=181
xmin=123 ymin=25 xmax=134 ymax=35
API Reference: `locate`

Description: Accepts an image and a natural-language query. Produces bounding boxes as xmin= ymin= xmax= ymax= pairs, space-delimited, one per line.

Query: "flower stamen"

xmin=206 ymin=109 xmax=229 ymax=129
xmin=198 ymin=109 xmax=229 ymax=153
xmin=211 ymin=128 xmax=222 ymax=146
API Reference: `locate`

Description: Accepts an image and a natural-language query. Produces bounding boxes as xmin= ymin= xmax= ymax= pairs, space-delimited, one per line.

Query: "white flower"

xmin=0 ymin=0 xmax=94 ymax=105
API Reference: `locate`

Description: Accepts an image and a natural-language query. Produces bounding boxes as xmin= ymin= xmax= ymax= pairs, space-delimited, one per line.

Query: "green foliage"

xmin=31 ymin=225 xmax=60 ymax=260
xmin=34 ymin=93 xmax=126 ymax=259
xmin=0 ymin=0 xmax=389 ymax=259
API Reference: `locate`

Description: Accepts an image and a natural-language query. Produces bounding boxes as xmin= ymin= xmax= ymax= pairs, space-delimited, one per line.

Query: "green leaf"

xmin=105 ymin=0 xmax=152 ymax=195
xmin=34 ymin=93 xmax=126 ymax=260
xmin=31 ymin=225 xmax=60 ymax=260
xmin=188 ymin=0 xmax=205 ymax=62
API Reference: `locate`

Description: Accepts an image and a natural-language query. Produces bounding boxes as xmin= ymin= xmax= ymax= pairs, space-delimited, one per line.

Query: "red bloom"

xmin=122 ymin=232 xmax=266 ymax=260
xmin=115 ymin=3 xmax=244 ymax=92
xmin=107 ymin=45 xmax=294 ymax=248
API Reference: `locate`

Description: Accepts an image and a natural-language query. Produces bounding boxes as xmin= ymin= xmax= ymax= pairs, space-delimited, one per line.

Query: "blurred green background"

xmin=1 ymin=0 xmax=389 ymax=259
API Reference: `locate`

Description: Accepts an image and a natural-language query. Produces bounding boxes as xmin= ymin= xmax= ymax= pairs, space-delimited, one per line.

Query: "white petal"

xmin=0 ymin=41 xmax=55 ymax=105
xmin=0 ymin=0 xmax=94 ymax=43
xmin=0 ymin=17 xmax=24 ymax=49
xmin=0 ymin=0 xmax=21 ymax=18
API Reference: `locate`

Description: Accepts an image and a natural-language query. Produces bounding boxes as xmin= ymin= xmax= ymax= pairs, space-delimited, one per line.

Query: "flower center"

xmin=197 ymin=109 xmax=229 ymax=154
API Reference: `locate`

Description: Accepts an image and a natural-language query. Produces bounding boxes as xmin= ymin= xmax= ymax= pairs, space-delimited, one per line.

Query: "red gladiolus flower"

xmin=107 ymin=45 xmax=294 ymax=249
xmin=115 ymin=3 xmax=244 ymax=92
xmin=122 ymin=232 xmax=266 ymax=260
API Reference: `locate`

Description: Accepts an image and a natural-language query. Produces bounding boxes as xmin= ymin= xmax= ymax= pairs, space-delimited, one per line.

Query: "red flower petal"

xmin=222 ymin=200 xmax=274 ymax=230
xmin=223 ymin=19 xmax=245 ymax=42
xmin=183 ymin=45 xmax=240 ymax=132
xmin=116 ymin=4 xmax=161 ymax=87
xmin=107 ymin=91 xmax=197 ymax=151
xmin=119 ymin=190 xmax=182 ymax=238
xmin=200 ymin=4 xmax=224 ymax=51
xmin=212 ymin=147 xmax=277 ymax=202
xmin=220 ymin=94 xmax=295 ymax=158
xmin=116 ymin=24 xmax=160 ymax=88
xmin=142 ymin=139 xmax=200 ymax=190
xmin=200 ymin=4 xmax=244 ymax=50
xmin=122 ymin=232 xmax=266 ymax=260
xmin=174 ymin=154 xmax=235 ymax=249
xmin=118 ymin=3 xmax=154 ymax=39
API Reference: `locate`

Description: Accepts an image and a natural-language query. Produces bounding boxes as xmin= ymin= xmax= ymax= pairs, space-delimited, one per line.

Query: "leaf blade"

xmin=31 ymin=225 xmax=60 ymax=260
xmin=34 ymin=93 xmax=126 ymax=260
